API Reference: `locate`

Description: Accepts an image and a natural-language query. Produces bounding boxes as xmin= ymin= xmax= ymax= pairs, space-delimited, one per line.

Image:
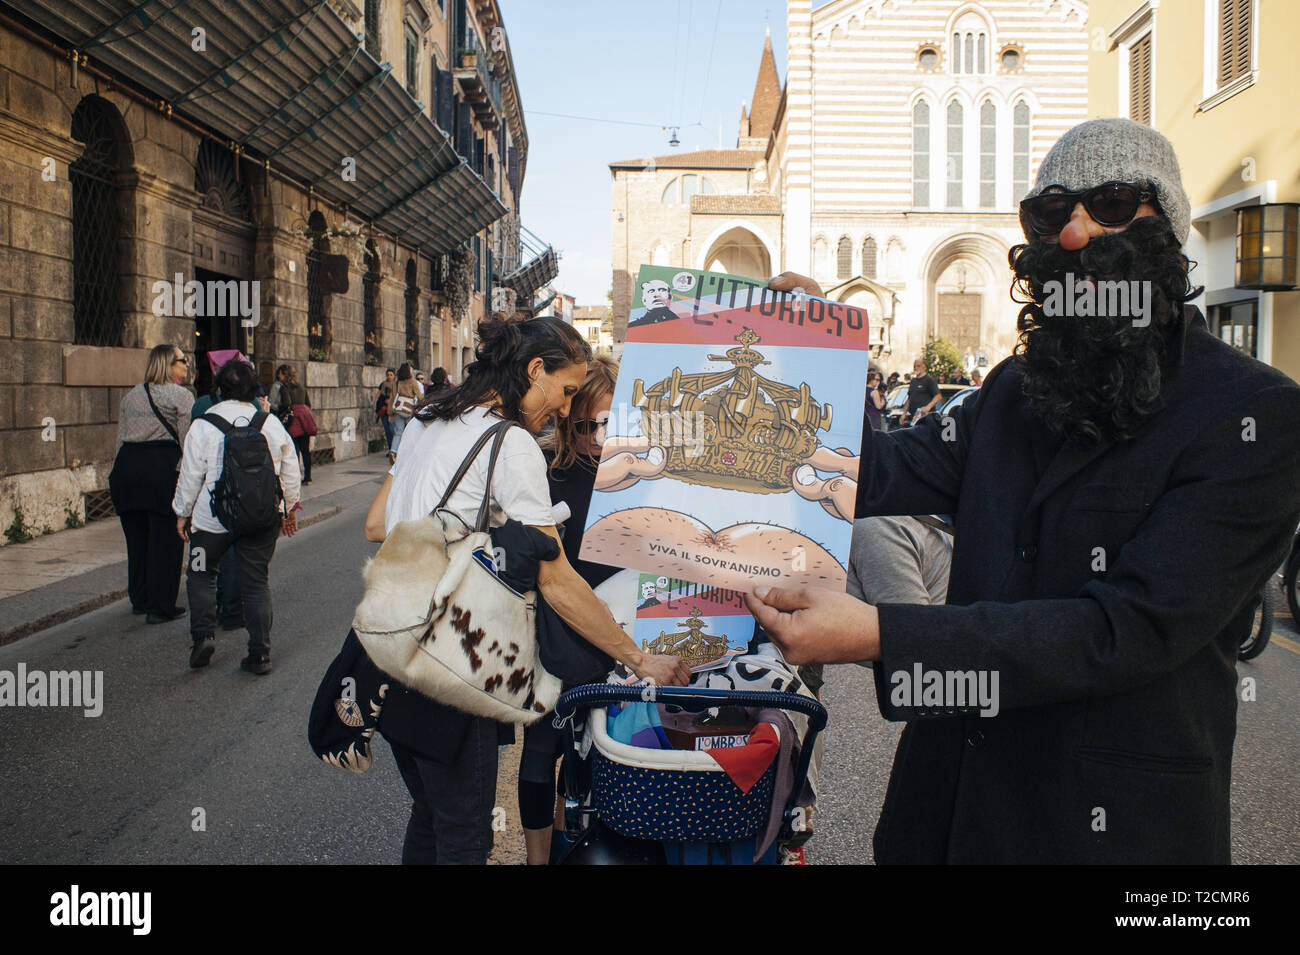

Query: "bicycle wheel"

xmin=1239 ymin=588 xmax=1274 ymax=661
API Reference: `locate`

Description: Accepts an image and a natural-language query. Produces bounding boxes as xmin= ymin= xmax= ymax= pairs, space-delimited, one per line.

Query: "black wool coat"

xmin=854 ymin=306 xmax=1300 ymax=863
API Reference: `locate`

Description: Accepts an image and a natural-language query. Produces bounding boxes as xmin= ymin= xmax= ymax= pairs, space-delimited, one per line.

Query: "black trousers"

xmin=388 ymin=719 xmax=498 ymax=865
xmin=293 ymin=433 xmax=312 ymax=482
xmin=119 ymin=510 xmax=183 ymax=615
xmin=186 ymin=523 xmax=280 ymax=651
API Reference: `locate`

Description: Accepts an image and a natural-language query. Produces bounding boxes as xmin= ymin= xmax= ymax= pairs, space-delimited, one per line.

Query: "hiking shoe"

xmin=147 ymin=606 xmax=186 ymax=624
xmin=189 ymin=637 xmax=214 ymax=669
xmin=240 ymin=651 xmax=272 ymax=675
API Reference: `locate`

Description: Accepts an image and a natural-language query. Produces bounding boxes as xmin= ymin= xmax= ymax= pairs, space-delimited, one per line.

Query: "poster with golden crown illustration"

xmin=578 ymin=265 xmax=872 ymax=593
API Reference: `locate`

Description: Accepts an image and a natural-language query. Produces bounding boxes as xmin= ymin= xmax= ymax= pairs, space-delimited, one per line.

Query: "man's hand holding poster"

xmin=578 ymin=265 xmax=873 ymax=593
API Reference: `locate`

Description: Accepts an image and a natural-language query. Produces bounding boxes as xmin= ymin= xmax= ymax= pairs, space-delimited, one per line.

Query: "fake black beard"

xmin=1008 ymin=215 xmax=1200 ymax=444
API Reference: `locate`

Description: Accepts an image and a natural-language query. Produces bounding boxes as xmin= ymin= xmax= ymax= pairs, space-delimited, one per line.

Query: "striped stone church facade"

xmin=612 ymin=0 xmax=1089 ymax=372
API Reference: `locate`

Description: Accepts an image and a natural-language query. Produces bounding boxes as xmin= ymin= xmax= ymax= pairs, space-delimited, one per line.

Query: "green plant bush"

xmin=4 ymin=507 xmax=34 ymax=544
xmin=922 ymin=337 xmax=964 ymax=385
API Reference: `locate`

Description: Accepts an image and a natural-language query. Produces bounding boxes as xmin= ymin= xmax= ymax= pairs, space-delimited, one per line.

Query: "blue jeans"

xmin=382 ymin=416 xmax=395 ymax=449
xmin=391 ymin=414 xmax=410 ymax=454
xmin=388 ymin=718 xmax=498 ymax=864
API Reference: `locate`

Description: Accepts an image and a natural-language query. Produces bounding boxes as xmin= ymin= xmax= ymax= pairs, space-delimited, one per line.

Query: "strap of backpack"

xmin=200 ymin=412 xmax=233 ymax=434
xmin=913 ymin=514 xmax=954 ymax=536
xmin=144 ymin=384 xmax=180 ymax=444
xmin=432 ymin=419 xmax=513 ymax=517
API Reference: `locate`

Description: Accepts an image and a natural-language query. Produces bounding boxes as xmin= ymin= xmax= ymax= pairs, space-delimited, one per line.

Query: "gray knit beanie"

xmin=1023 ymin=118 xmax=1190 ymax=247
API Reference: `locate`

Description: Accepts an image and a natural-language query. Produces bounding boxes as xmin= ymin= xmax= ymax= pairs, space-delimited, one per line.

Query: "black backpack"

xmin=200 ymin=411 xmax=284 ymax=536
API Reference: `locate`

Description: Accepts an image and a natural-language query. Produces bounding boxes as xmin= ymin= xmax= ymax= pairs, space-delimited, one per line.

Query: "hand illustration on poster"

xmin=578 ymin=266 xmax=873 ymax=592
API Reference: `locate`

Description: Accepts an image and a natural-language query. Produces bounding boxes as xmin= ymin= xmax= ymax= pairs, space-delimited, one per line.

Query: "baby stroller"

xmin=553 ymin=683 xmax=827 ymax=865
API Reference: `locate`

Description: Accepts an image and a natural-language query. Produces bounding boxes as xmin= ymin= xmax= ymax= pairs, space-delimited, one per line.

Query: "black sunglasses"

xmin=1019 ymin=181 xmax=1156 ymax=237
xmin=173 ymin=356 xmax=189 ymax=365
xmin=573 ymin=416 xmax=609 ymax=435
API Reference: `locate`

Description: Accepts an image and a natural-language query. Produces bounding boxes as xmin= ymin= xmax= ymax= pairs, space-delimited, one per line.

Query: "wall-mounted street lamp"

xmin=1236 ymin=202 xmax=1299 ymax=291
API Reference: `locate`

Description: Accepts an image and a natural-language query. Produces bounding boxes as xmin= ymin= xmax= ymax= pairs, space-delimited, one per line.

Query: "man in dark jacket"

xmin=751 ymin=118 xmax=1300 ymax=863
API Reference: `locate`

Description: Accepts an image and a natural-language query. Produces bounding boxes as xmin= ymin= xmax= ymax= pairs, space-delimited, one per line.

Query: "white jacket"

xmin=172 ymin=400 xmax=302 ymax=534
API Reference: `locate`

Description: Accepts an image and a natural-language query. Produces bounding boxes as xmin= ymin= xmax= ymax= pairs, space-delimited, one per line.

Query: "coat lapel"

xmin=1026 ymin=432 xmax=1117 ymax=513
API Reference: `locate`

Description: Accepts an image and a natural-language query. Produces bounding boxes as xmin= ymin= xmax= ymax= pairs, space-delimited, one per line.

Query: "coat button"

xmin=1018 ymin=544 xmax=1038 ymax=562
xmin=966 ymin=727 xmax=985 ymax=747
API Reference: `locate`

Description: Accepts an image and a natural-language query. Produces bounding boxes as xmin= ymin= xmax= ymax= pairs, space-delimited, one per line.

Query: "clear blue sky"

xmin=502 ymin=0 xmax=790 ymax=307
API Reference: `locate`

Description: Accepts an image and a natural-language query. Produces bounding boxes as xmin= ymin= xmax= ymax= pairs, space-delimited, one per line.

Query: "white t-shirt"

xmin=385 ymin=405 xmax=556 ymax=534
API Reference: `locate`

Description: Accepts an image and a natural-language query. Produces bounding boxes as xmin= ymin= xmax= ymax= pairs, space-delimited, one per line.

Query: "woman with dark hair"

xmin=110 ymin=344 xmax=194 ymax=623
xmin=275 ymin=364 xmax=315 ymax=485
xmin=362 ymin=317 xmax=688 ymax=865
xmin=428 ymin=366 xmax=450 ymax=396
xmin=388 ymin=362 xmax=422 ymax=459
xmin=520 ymin=353 xmax=620 ymax=863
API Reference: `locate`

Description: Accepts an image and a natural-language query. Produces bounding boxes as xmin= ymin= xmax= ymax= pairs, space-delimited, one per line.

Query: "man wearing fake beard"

xmin=752 ymin=118 xmax=1300 ymax=863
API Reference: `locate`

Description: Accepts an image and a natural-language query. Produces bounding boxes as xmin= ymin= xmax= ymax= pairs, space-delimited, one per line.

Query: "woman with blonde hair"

xmin=109 ymin=343 xmax=194 ymax=623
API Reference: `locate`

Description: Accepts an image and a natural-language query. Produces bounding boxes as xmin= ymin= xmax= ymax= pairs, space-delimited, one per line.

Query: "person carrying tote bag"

xmin=388 ymin=362 xmax=422 ymax=458
xmin=356 ymin=316 xmax=689 ymax=865
xmin=275 ymin=365 xmax=316 ymax=485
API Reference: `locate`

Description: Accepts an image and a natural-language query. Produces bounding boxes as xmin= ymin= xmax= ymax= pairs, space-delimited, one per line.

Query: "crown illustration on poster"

xmin=631 ymin=328 xmax=833 ymax=493
xmin=641 ymin=608 xmax=730 ymax=668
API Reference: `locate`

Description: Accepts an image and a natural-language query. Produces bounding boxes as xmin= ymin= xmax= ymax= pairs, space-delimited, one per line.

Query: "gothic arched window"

xmin=912 ymin=100 xmax=930 ymax=207
xmin=947 ymin=101 xmax=964 ymax=207
xmin=862 ymin=236 xmax=878 ymax=280
xmin=837 ymin=236 xmax=853 ymax=279
xmin=979 ymin=100 xmax=997 ymax=208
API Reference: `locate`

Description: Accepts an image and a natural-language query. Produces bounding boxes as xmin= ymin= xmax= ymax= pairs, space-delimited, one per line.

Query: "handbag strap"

xmin=143 ymin=384 xmax=180 ymax=445
xmin=432 ymin=418 xmax=516 ymax=531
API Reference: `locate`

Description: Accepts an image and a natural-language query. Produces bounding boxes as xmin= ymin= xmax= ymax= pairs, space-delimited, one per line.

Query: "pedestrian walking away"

xmin=173 ymin=359 xmax=302 ymax=673
xmin=388 ymin=362 xmax=422 ymax=458
xmin=108 ymin=344 xmax=194 ymax=624
xmin=275 ymin=364 xmax=316 ymax=485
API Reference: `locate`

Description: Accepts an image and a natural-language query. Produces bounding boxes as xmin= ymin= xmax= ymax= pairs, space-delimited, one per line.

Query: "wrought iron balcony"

xmin=498 ymin=222 xmax=558 ymax=306
xmin=454 ymin=40 xmax=502 ymax=130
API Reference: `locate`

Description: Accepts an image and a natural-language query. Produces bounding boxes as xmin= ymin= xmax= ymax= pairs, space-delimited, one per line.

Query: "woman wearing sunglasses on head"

xmin=109 ymin=344 xmax=194 ymax=623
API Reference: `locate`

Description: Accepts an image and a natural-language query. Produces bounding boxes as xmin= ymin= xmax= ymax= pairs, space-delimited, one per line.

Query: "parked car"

xmin=886 ymin=383 xmax=969 ymax=430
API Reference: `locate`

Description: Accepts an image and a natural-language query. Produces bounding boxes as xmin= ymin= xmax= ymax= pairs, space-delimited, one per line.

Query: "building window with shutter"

xmin=979 ymin=100 xmax=996 ymax=209
xmin=405 ymin=258 xmax=420 ymax=366
xmin=405 ymin=26 xmax=419 ymax=94
xmin=1199 ymin=0 xmax=1255 ymax=108
xmin=946 ymin=101 xmax=964 ymax=208
xmin=913 ymin=100 xmax=930 ymax=207
xmin=1218 ymin=0 xmax=1252 ymax=87
xmin=1012 ymin=101 xmax=1031 ymax=203
xmin=1127 ymin=31 xmax=1153 ymax=125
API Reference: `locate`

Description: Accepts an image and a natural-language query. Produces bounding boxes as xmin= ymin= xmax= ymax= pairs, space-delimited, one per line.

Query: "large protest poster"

xmin=577 ymin=265 xmax=872 ymax=593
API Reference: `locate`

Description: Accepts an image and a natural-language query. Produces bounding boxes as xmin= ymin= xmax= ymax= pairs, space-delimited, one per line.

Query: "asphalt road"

xmin=0 ymin=478 xmax=1296 ymax=864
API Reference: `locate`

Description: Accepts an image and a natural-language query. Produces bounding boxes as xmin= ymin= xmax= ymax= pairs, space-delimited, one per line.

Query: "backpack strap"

xmin=250 ymin=410 xmax=269 ymax=431
xmin=200 ymin=412 xmax=234 ymax=434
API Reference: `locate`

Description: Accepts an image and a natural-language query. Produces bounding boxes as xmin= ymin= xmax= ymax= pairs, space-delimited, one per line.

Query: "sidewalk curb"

xmin=0 ymin=503 xmax=344 ymax=647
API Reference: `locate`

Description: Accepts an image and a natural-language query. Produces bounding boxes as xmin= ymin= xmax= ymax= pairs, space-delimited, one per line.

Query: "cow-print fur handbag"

xmin=353 ymin=421 xmax=561 ymax=724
